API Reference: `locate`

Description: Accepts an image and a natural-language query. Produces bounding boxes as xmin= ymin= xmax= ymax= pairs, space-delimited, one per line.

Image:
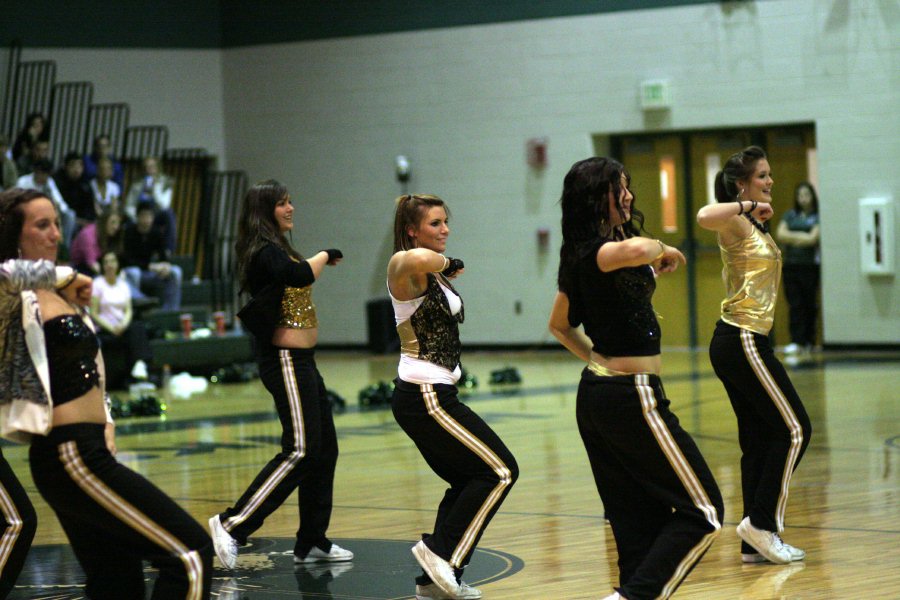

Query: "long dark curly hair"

xmin=234 ymin=179 xmax=301 ymax=293
xmin=556 ymin=157 xmax=644 ymax=293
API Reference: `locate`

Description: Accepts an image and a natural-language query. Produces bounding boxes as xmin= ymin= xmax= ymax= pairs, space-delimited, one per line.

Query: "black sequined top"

xmin=43 ymin=315 xmax=101 ymax=405
xmin=567 ymin=239 xmax=661 ymax=357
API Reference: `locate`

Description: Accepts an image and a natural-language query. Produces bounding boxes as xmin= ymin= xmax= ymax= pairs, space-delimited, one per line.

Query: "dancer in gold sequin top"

xmin=698 ymin=146 xmax=812 ymax=566
xmin=208 ymin=180 xmax=353 ymax=571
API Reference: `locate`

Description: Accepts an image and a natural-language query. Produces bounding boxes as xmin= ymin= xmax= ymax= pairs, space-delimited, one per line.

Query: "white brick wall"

xmin=26 ymin=1 xmax=899 ymax=345
xmin=221 ymin=1 xmax=898 ymax=345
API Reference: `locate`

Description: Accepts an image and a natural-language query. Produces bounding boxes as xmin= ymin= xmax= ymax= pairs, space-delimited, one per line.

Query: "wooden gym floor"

xmin=4 ymin=348 xmax=899 ymax=599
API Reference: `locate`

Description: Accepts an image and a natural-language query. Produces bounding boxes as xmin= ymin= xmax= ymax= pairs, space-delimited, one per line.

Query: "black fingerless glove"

xmin=442 ymin=257 xmax=464 ymax=277
xmin=324 ymin=249 xmax=343 ymax=264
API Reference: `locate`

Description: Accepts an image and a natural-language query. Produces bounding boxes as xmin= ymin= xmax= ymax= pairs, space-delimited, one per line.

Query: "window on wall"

xmin=659 ymin=156 xmax=678 ymax=233
xmin=705 ymin=153 xmax=721 ymax=205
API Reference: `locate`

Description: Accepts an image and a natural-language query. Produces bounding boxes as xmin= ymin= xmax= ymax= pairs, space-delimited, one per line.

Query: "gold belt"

xmin=586 ymin=361 xmax=650 ymax=378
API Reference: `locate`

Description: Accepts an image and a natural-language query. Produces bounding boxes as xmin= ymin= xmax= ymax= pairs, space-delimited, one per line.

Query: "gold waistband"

xmin=586 ymin=361 xmax=651 ymax=378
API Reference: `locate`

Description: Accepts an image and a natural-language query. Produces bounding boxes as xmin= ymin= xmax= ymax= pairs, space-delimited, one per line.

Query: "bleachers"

xmin=3 ymin=40 xmax=253 ymax=383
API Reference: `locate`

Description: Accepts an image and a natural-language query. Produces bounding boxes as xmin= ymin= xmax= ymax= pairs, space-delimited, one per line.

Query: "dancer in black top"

xmin=387 ymin=194 xmax=518 ymax=600
xmin=0 ymin=187 xmax=211 ymax=600
xmin=549 ymin=158 xmax=723 ymax=600
xmin=209 ymin=180 xmax=352 ymax=570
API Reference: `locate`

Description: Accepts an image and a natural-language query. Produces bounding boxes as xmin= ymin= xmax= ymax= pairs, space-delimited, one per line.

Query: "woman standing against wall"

xmin=387 ymin=194 xmax=518 ymax=600
xmin=549 ymin=158 xmax=722 ymax=600
xmin=776 ymin=182 xmax=820 ymax=358
xmin=697 ymin=146 xmax=812 ymax=565
xmin=208 ymin=180 xmax=352 ymax=571
xmin=1 ymin=187 xmax=211 ymax=599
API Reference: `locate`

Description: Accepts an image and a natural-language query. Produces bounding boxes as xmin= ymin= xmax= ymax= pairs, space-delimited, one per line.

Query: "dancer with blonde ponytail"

xmin=388 ymin=194 xmax=518 ymax=600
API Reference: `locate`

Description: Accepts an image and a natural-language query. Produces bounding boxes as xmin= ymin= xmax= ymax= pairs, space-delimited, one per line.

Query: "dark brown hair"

xmin=234 ymin=180 xmax=301 ymax=292
xmin=714 ymin=145 xmax=767 ymax=203
xmin=0 ymin=188 xmax=52 ymax=260
xmin=392 ymin=194 xmax=450 ymax=252
xmin=556 ymin=157 xmax=644 ymax=292
xmin=97 ymin=207 xmax=125 ymax=257
xmin=792 ymin=181 xmax=819 ymax=214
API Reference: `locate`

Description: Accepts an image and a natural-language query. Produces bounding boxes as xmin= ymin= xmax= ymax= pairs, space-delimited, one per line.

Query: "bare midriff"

xmin=589 ymin=351 xmax=661 ymax=376
xmin=271 ymin=326 xmax=318 ymax=349
xmin=52 ymin=388 xmax=107 ymax=425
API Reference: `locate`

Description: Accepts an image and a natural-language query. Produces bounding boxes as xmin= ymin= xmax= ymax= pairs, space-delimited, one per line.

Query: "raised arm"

xmin=304 ymin=249 xmax=343 ymax=280
xmin=597 ymin=237 xmax=686 ymax=274
xmin=255 ymin=244 xmax=340 ymax=289
xmin=548 ymin=291 xmax=592 ymax=362
xmin=0 ymin=259 xmax=59 ymax=293
xmin=1 ymin=259 xmax=92 ymax=311
xmin=697 ymin=200 xmax=772 ymax=240
xmin=389 ymin=248 xmax=450 ymax=278
xmin=0 ymin=259 xmax=86 ymax=293
xmin=387 ymin=249 xmax=463 ymax=300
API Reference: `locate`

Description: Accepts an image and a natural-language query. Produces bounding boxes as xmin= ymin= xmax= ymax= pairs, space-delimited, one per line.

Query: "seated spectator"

xmin=54 ymin=151 xmax=95 ymax=224
xmin=11 ymin=112 xmax=47 ymax=165
xmin=0 ymin=134 xmax=17 ymax=191
xmin=125 ymin=156 xmax=177 ymax=252
xmin=89 ymin=156 xmax=121 ymax=217
xmin=70 ymin=207 xmax=125 ymax=276
xmin=83 ymin=133 xmax=124 ymax=189
xmin=91 ymin=250 xmax=153 ymax=386
xmin=16 ymin=139 xmax=51 ymax=176
xmin=16 ymin=158 xmax=76 ymax=249
xmin=122 ymin=201 xmax=182 ymax=310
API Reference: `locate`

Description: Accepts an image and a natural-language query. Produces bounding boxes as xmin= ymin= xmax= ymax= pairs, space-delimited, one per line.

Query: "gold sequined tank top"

xmin=718 ymin=225 xmax=782 ymax=335
xmin=276 ymin=258 xmax=318 ymax=329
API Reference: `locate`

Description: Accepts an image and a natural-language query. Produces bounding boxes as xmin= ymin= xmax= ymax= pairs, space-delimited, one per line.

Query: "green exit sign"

xmin=640 ymin=79 xmax=671 ymax=109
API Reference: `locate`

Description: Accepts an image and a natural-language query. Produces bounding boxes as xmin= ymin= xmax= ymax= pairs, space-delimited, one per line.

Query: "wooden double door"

xmin=600 ymin=125 xmax=816 ymax=348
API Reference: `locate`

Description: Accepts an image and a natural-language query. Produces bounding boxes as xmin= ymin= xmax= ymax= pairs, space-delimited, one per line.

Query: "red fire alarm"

xmin=526 ymin=137 xmax=548 ymax=169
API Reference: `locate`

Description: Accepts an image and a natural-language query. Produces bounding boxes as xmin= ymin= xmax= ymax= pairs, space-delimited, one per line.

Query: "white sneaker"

xmin=736 ymin=517 xmax=792 ymax=564
xmin=741 ymin=552 xmax=769 ymax=564
xmin=784 ymin=343 xmax=800 ymax=355
xmin=296 ymin=561 xmax=354 ymax=578
xmin=294 ymin=542 xmax=354 ymax=563
xmin=209 ymin=515 xmax=238 ymax=570
xmin=742 ymin=540 xmax=805 ymax=563
xmin=415 ymin=581 xmax=482 ymax=599
xmin=131 ymin=359 xmax=149 ymax=380
xmin=779 ymin=536 xmax=806 ymax=561
xmin=412 ymin=540 xmax=460 ymax=597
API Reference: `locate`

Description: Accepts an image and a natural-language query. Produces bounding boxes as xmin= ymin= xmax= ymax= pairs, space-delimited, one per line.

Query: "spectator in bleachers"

xmin=54 ymin=151 xmax=95 ymax=225
xmin=11 ymin=112 xmax=47 ymax=164
xmin=125 ymin=156 xmax=176 ymax=252
xmin=89 ymin=156 xmax=121 ymax=218
xmin=91 ymin=250 xmax=153 ymax=385
xmin=15 ymin=139 xmax=51 ymax=176
xmin=70 ymin=207 xmax=125 ymax=276
xmin=0 ymin=134 xmax=17 ymax=191
xmin=16 ymin=159 xmax=76 ymax=249
xmin=122 ymin=201 xmax=182 ymax=310
xmin=82 ymin=133 xmax=124 ymax=189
